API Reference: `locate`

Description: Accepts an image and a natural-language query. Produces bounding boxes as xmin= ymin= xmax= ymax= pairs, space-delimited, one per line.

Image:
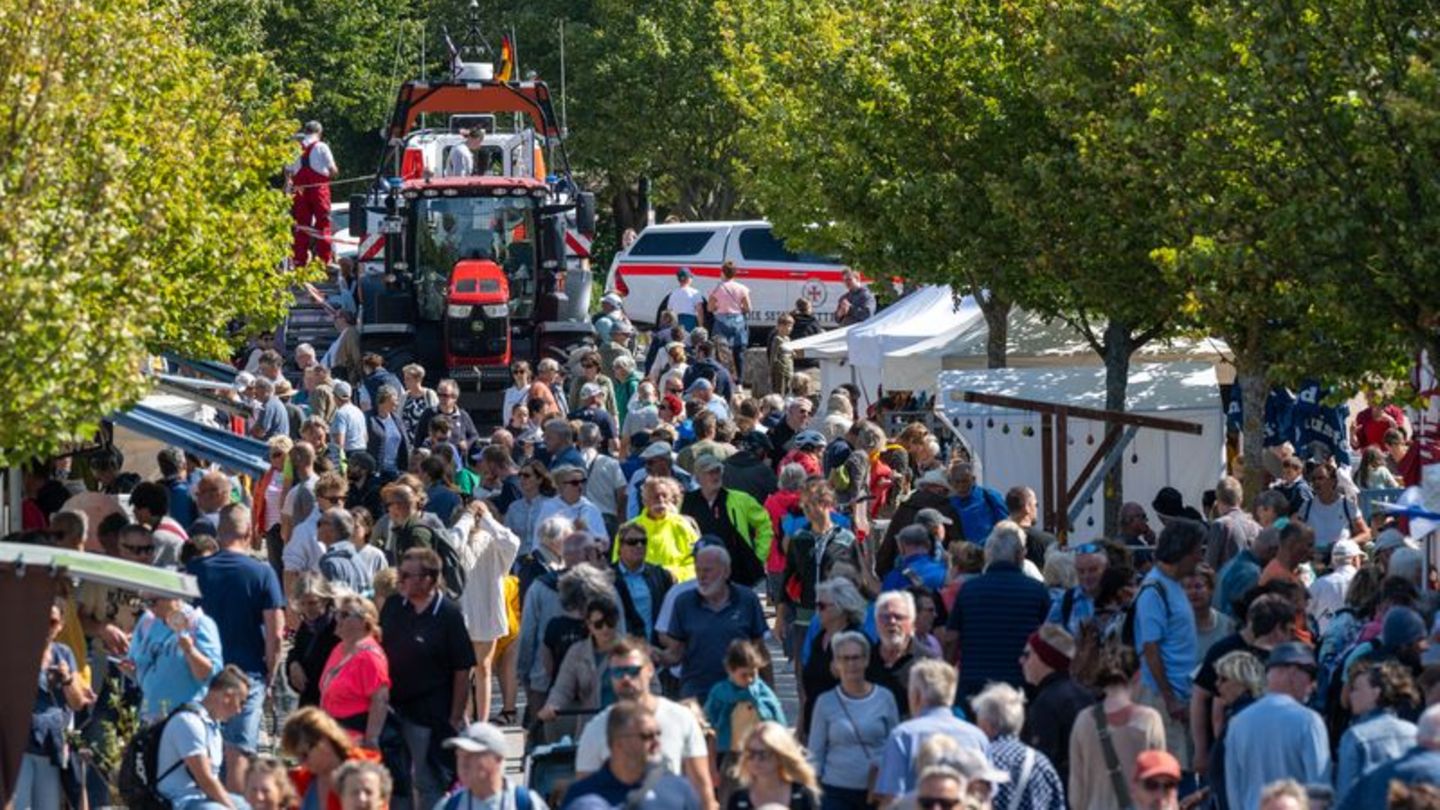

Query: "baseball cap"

xmin=233 ymin=371 xmax=256 ymax=393
xmin=580 ymin=382 xmax=604 ymax=399
xmin=1265 ymin=641 xmax=1317 ymax=672
xmin=641 ymin=441 xmax=673 ymax=460
xmin=1330 ymin=538 xmax=1362 ymax=562
xmin=332 ymin=380 xmax=352 ymax=399
xmin=602 ymin=292 xmax=624 ymax=308
xmin=444 ymin=722 xmax=506 ymax=755
xmin=677 ymin=267 xmax=693 ymax=280
xmin=915 ymin=507 xmax=953 ymax=528
xmin=694 ymin=454 xmax=725 ymax=474
xmin=895 ymin=524 xmax=932 ymax=549
xmin=793 ymin=430 xmax=826 ymax=448
xmin=916 ymin=468 xmax=951 ymax=490
xmin=1133 ymin=750 xmax=1181 ymax=782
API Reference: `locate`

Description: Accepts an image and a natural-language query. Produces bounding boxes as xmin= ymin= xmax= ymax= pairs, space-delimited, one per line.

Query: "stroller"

xmin=524 ymin=708 xmax=600 ymax=807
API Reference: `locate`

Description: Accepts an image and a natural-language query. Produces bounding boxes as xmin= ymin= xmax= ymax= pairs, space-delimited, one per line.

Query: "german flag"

xmin=496 ymin=35 xmax=514 ymax=82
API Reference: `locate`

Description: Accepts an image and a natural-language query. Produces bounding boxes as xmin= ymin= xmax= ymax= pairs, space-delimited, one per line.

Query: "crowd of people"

xmin=13 ymin=274 xmax=1440 ymax=810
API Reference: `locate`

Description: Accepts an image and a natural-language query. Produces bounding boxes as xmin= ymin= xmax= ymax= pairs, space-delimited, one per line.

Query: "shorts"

xmin=493 ymin=576 xmax=521 ymax=661
xmin=221 ymin=672 xmax=266 ymax=754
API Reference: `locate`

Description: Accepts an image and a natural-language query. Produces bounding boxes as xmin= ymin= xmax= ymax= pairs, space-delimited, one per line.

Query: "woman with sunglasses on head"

xmin=728 ymin=721 xmax=820 ymax=810
xmin=318 ymin=595 xmax=391 ymax=750
xmin=502 ymin=361 xmax=533 ymax=427
xmin=504 ymin=459 xmax=558 ymax=557
xmin=1203 ymin=650 xmax=1265 ymax=810
xmin=281 ymin=706 xmax=383 ymax=810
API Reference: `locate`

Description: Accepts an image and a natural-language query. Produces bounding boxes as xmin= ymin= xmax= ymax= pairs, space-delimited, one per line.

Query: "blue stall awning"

xmin=110 ymin=404 xmax=269 ymax=477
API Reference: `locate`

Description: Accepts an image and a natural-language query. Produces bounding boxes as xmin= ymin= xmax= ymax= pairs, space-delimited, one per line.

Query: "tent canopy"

xmin=110 ymin=403 xmax=269 ymax=477
xmin=937 ymin=363 xmax=1225 ymax=535
xmin=895 ymin=307 xmax=1233 ymax=385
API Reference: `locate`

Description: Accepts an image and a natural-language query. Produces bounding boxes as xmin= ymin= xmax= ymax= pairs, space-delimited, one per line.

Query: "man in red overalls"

xmin=287 ymin=120 xmax=339 ymax=267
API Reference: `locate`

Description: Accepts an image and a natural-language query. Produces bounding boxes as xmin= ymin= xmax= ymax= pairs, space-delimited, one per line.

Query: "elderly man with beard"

xmin=1048 ymin=541 xmax=1109 ymax=636
xmin=865 ymin=590 xmax=936 ymax=718
xmin=658 ymin=546 xmax=768 ymax=700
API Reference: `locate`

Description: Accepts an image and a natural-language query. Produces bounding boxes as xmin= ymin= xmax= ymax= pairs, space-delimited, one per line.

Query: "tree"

xmin=0 ymin=0 xmax=299 ymax=465
xmin=719 ymin=0 xmax=1076 ymax=365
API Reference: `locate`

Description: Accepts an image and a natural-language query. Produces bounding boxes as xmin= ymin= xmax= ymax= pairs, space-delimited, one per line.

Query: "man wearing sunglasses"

xmin=573 ymin=637 xmax=716 ymax=810
xmin=562 ymin=701 xmax=701 ymax=810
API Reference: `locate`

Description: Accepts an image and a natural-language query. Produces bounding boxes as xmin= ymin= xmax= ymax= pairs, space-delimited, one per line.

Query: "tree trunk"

xmin=980 ymin=293 xmax=1012 ymax=369
xmin=1236 ymin=352 xmax=1270 ymax=506
xmin=1101 ymin=321 xmax=1135 ymax=537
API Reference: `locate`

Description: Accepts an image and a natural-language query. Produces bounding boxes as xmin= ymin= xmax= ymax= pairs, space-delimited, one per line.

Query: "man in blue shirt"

xmin=155 ymin=666 xmax=252 ymax=810
xmin=248 ymin=377 xmax=289 ymax=440
xmin=129 ymin=597 xmax=223 ymax=723
xmin=659 ymin=546 xmax=767 ymax=699
xmin=612 ymin=523 xmax=674 ymax=643
xmin=1046 ymin=542 xmax=1108 ymax=636
xmin=947 ymin=463 xmax=1007 ymax=544
xmin=1224 ymin=642 xmax=1331 ymax=810
xmin=185 ymin=504 xmax=285 ymax=792
xmin=1134 ymin=518 xmax=1203 ymax=764
xmin=562 ymin=700 xmax=701 ymax=810
xmin=539 ymin=419 xmax=586 ymax=471
xmin=874 ymin=659 xmax=988 ymax=803
xmin=881 ymin=525 xmax=947 ymax=592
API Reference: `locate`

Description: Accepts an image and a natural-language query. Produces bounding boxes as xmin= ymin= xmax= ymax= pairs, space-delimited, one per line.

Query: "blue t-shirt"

xmin=380 ymin=416 xmax=403 ymax=473
xmin=666 ymin=584 xmax=768 ymax=699
xmin=1135 ymin=567 xmax=1198 ymax=700
xmin=157 ymin=705 xmax=223 ymax=804
xmin=881 ymin=553 xmax=947 ymax=593
xmin=130 ymin=609 xmax=224 ymax=722
xmin=254 ymin=397 xmax=289 ymax=440
xmin=949 ymin=487 xmax=1008 ymax=544
xmin=561 ymin=765 xmax=699 ymax=810
xmin=187 ymin=550 xmax=286 ymax=675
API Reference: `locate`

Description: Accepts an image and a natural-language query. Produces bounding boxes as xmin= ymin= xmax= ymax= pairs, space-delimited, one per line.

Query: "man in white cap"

xmin=623 ymin=441 xmax=696 ymax=520
xmin=438 ymin=721 xmax=549 ymax=810
xmin=286 ymin=120 xmax=338 ymax=267
xmin=569 ymin=382 xmax=619 ymax=454
xmin=328 ymin=381 xmax=368 ymax=455
xmin=1309 ymin=538 xmax=1364 ymax=633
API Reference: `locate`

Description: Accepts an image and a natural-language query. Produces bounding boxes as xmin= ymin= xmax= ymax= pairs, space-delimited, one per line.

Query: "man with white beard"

xmin=866 ymin=589 xmax=937 ymax=718
xmin=656 ymin=545 xmax=768 ymax=700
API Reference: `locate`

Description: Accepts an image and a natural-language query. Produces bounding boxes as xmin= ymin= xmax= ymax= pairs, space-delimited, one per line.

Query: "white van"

xmin=605 ymin=220 xmax=849 ymax=331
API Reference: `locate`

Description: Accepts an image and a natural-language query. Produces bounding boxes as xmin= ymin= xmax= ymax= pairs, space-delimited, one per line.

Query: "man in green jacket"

xmin=680 ymin=454 xmax=773 ymax=586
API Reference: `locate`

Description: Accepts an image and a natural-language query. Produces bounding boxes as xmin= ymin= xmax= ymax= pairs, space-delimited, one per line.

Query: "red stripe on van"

xmin=615 ymin=263 xmax=848 ymax=282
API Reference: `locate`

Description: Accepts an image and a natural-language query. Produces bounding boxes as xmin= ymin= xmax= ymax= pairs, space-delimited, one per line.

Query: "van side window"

xmin=737 ymin=227 xmax=797 ymax=262
xmin=629 ymin=230 xmax=714 ymax=257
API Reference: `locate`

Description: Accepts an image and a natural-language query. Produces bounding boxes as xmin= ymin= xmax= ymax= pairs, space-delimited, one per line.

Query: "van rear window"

xmin=629 ymin=230 xmax=713 ymax=257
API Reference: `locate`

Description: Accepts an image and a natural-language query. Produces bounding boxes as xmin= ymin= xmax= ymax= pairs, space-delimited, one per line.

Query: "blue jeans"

xmin=396 ymin=716 xmax=446 ymax=810
xmin=221 ymin=671 xmax=266 ymax=755
xmin=13 ymin=753 xmax=61 ymax=810
xmin=713 ymin=313 xmax=748 ymax=378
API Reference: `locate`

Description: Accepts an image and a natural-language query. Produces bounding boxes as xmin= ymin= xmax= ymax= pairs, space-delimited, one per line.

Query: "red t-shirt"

xmin=1354 ymin=405 xmax=1406 ymax=450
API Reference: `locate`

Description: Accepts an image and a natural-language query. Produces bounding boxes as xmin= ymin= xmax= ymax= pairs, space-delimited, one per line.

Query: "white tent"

xmin=891 ymin=307 xmax=1234 ymax=387
xmin=937 ymin=363 xmax=1225 ymax=535
xmin=789 ymin=286 xmax=979 ymax=403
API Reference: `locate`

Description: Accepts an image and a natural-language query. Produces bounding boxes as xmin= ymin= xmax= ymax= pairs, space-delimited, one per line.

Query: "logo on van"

xmin=801 ymin=280 xmax=828 ymax=307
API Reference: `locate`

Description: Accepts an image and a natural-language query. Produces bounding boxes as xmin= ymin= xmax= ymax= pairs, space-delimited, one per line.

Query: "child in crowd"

xmin=704 ymin=639 xmax=787 ymax=755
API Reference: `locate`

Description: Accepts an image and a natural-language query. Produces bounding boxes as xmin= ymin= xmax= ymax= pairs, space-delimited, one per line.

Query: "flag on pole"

xmin=497 ymin=35 xmax=514 ymax=81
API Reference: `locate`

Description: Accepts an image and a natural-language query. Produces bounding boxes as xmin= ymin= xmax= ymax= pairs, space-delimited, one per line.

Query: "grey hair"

xmin=983 ymin=520 xmax=1026 ymax=567
xmin=577 ymin=421 xmax=602 ymax=448
xmin=1390 ymin=547 xmax=1425 ymax=588
xmin=1042 ymin=549 xmax=1076 ymax=590
xmin=778 ymin=463 xmax=808 ymax=492
xmin=1252 ymin=526 xmax=1282 ymax=557
xmin=1216 ymin=476 xmax=1243 ymax=507
xmin=830 ymin=630 xmax=871 ymax=660
xmin=376 ymin=384 xmax=399 ymax=405
xmin=696 ymin=544 xmax=732 ymax=569
xmin=537 ymin=515 xmax=575 ymax=551
xmin=760 ymin=394 xmax=785 ymax=414
xmin=817 ymin=577 xmax=868 ymax=626
xmin=875 ymin=590 xmax=916 ymax=619
xmin=856 ymin=422 xmax=887 ymax=452
xmin=323 ymin=507 xmax=354 ymax=540
xmin=971 ymin=681 xmax=1026 ymax=736
xmin=908 ymin=659 xmax=959 ymax=709
xmin=290 ymin=571 xmax=335 ymax=604
xmin=538 ymin=358 xmax=560 ymax=372
xmin=613 ymin=354 xmax=636 ymax=373
xmin=558 ymin=562 xmax=619 ymax=613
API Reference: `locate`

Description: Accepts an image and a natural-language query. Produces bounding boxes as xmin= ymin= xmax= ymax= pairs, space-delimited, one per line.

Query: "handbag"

xmin=1092 ymin=704 xmax=1135 ymax=810
xmin=835 ymin=690 xmax=885 ymax=799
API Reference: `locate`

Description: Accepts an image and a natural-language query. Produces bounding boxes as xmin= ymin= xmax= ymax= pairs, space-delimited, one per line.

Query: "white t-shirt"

xmin=284 ymin=510 xmax=324 ymax=573
xmin=288 ymin=137 xmax=337 ymax=176
xmin=666 ymin=286 xmax=704 ymax=318
xmin=1300 ymin=495 xmax=1357 ymax=550
xmin=263 ymin=473 xmax=286 ymax=532
xmin=574 ymin=696 xmax=709 ymax=775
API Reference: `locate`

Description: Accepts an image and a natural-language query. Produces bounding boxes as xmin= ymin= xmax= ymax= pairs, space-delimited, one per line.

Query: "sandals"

xmin=491 ymin=709 xmax=519 ymax=727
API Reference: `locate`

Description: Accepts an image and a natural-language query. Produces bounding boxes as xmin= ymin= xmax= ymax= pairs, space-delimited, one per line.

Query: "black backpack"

xmin=1120 ymin=580 xmax=1169 ymax=649
xmin=393 ymin=520 xmax=467 ymax=598
xmin=117 ymin=703 xmax=199 ymax=810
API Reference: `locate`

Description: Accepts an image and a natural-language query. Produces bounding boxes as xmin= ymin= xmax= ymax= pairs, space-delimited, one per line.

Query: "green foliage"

xmin=0 ymin=0 xmax=299 ymax=465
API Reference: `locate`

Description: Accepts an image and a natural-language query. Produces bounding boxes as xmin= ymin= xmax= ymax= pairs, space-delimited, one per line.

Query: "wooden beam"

xmin=1065 ymin=424 xmax=1124 ymax=507
xmin=961 ymin=391 xmax=1204 ymax=435
xmin=1041 ymin=413 xmax=1055 ymax=531
xmin=1055 ymin=412 xmax=1069 ymax=542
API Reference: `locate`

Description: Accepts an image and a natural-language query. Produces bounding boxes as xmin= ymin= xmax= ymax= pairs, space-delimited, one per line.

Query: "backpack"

xmin=393 ymin=520 xmax=467 ymax=598
xmin=320 ymin=543 xmax=373 ymax=594
xmin=1120 ymin=579 xmax=1170 ymax=649
xmin=117 ymin=703 xmax=200 ymax=810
